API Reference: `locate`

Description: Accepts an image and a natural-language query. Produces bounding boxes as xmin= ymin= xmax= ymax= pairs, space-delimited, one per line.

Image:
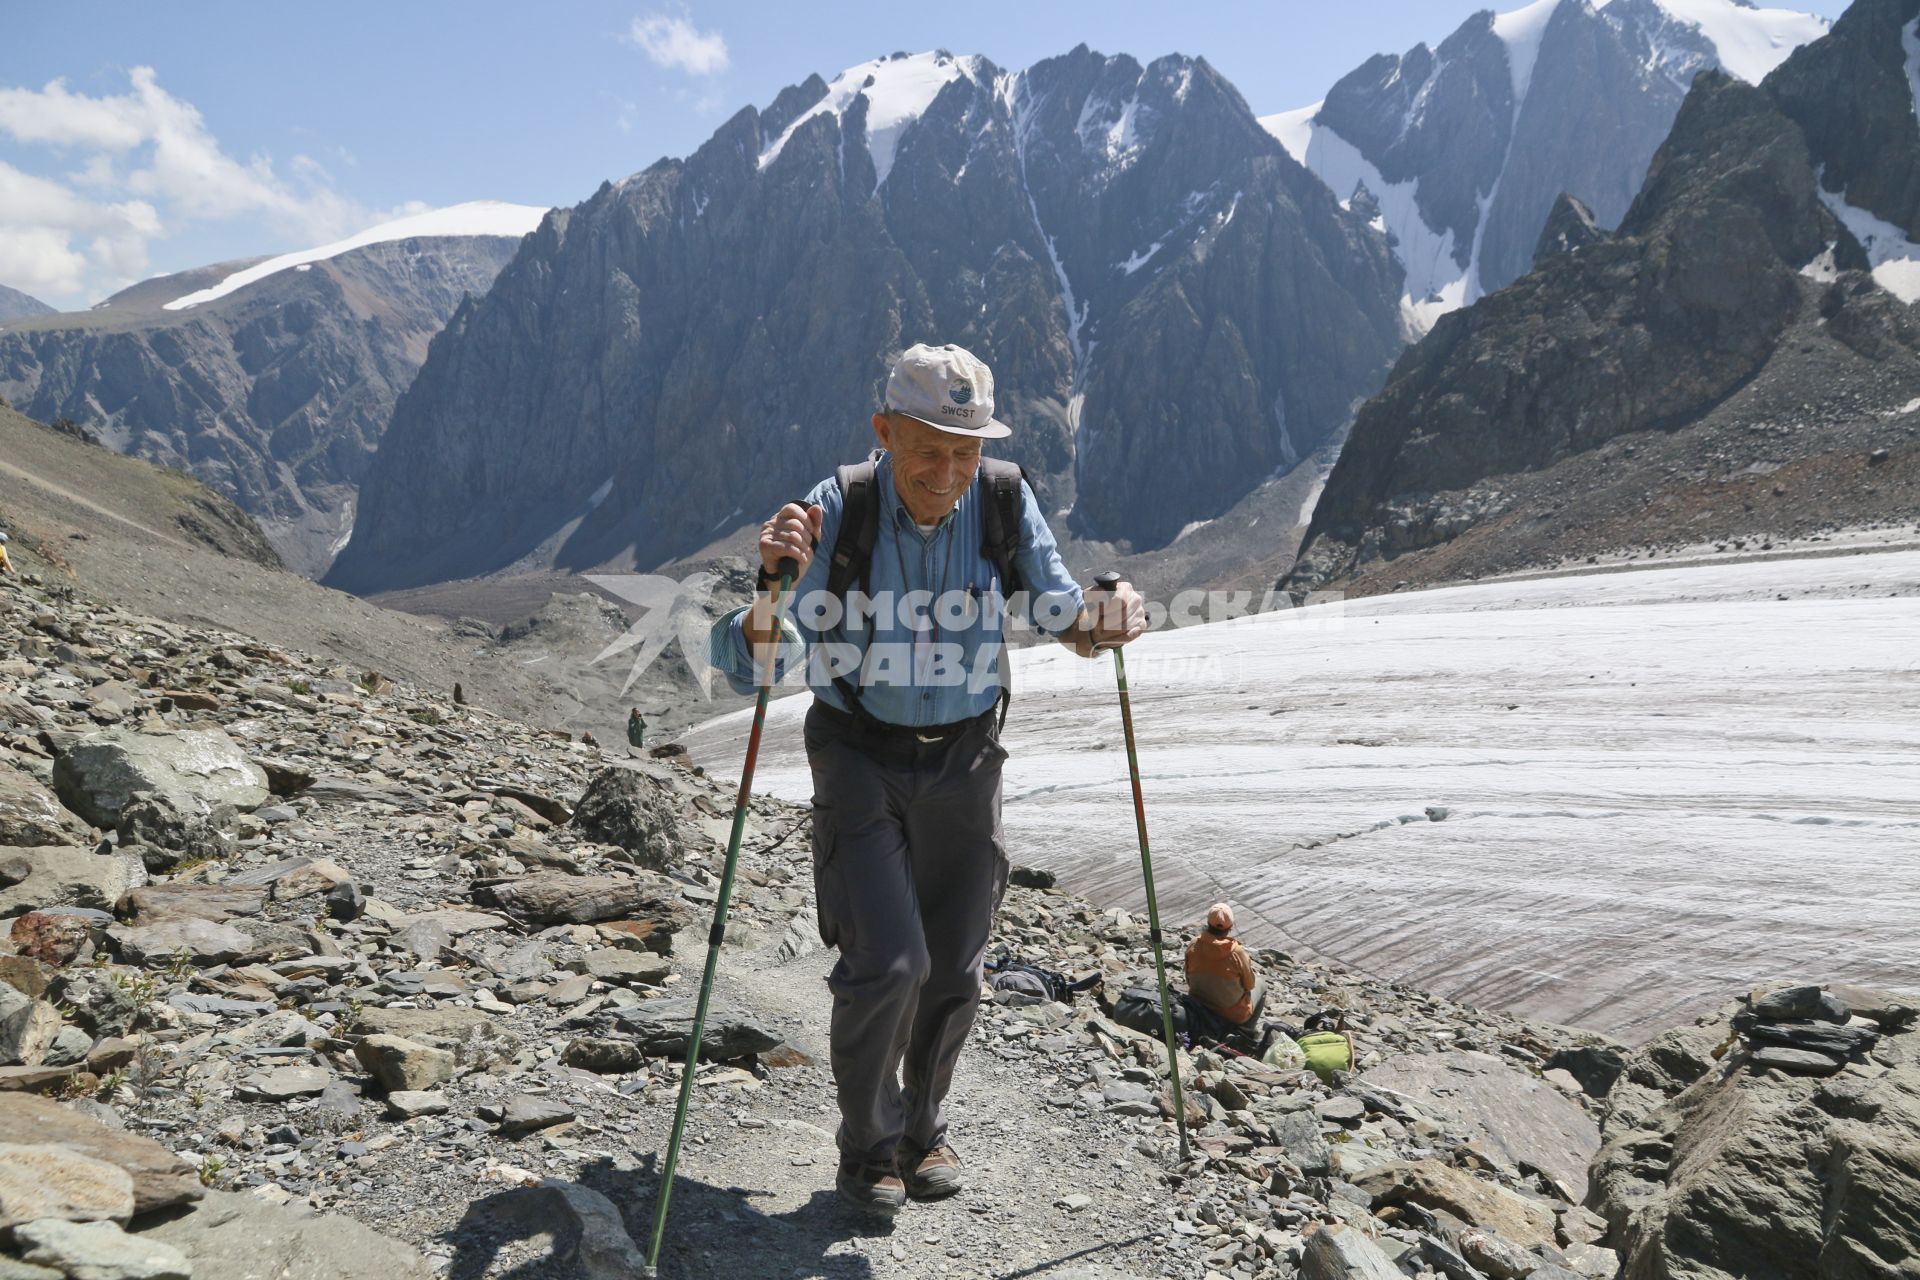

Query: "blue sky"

xmin=3 ymin=0 xmax=1849 ymax=310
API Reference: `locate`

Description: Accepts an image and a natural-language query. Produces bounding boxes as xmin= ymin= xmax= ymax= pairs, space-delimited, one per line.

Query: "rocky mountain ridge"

xmin=1287 ymin=0 xmax=1920 ymax=596
xmin=0 ymin=215 xmax=537 ymax=578
xmin=325 ymin=46 xmax=1406 ymax=593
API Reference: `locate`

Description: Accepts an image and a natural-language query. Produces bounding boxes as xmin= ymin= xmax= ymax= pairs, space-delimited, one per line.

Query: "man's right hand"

xmin=758 ymin=502 xmax=824 ymax=582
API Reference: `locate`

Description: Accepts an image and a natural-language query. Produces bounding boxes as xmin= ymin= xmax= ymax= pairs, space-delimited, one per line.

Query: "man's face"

xmin=872 ymin=411 xmax=983 ymax=523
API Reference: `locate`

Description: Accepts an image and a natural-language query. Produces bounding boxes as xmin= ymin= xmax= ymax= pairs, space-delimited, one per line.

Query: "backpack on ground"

xmin=1296 ymin=1011 xmax=1355 ymax=1082
xmin=1110 ymin=986 xmax=1188 ymax=1040
xmin=985 ymin=954 xmax=1094 ymax=1004
xmin=823 ymin=450 xmax=1027 ymax=729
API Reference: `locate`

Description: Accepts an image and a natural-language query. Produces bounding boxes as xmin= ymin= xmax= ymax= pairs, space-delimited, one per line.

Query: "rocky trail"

xmin=3 ymin=562 xmax=1917 ymax=1280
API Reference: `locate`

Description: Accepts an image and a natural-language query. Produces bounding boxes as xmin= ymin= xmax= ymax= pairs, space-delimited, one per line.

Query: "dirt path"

xmin=0 ymin=455 xmax=196 ymax=550
xmin=590 ymin=933 xmax=1177 ymax=1280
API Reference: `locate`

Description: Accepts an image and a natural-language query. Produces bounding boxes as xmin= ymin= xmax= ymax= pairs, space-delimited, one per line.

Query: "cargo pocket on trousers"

xmin=810 ymin=803 xmax=846 ymax=950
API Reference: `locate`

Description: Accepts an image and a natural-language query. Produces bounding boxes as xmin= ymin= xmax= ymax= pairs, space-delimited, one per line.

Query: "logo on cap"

xmin=949 ymin=381 xmax=973 ymax=406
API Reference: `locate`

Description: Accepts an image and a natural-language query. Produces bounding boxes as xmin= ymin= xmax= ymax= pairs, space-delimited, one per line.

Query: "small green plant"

xmin=97 ymin=1068 xmax=127 ymax=1098
xmin=408 ymin=707 xmax=441 ymax=726
xmin=88 ymin=950 xmax=111 ymax=969
xmin=198 ymin=1154 xmax=227 ymax=1187
xmin=188 ymin=1086 xmax=207 ymax=1109
xmin=288 ymin=679 xmax=312 ymax=695
xmin=166 ymin=947 xmax=195 ymax=980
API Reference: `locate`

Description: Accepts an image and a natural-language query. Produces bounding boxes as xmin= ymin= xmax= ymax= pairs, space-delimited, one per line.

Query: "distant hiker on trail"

xmin=1185 ymin=903 xmax=1265 ymax=1033
xmin=627 ymin=706 xmax=647 ymax=750
xmin=706 ymin=342 xmax=1147 ymax=1214
xmin=0 ymin=532 xmax=12 ymax=576
xmin=580 ymin=729 xmax=598 ymax=747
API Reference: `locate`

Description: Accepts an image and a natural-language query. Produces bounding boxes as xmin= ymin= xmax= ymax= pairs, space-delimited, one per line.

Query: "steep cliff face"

xmin=0 ymin=216 xmax=535 ymax=577
xmin=326 ymin=49 xmax=1404 ymax=594
xmin=1287 ymin=0 xmax=1920 ymax=595
xmin=1263 ymin=0 xmax=1829 ymax=329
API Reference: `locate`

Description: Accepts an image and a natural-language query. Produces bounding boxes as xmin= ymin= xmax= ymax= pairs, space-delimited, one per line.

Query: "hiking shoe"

xmin=835 ymin=1154 xmax=906 ymax=1216
xmin=897 ymin=1141 xmax=965 ymax=1200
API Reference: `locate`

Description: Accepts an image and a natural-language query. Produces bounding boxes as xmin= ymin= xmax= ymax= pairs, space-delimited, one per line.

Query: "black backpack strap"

xmin=824 ymin=452 xmax=886 ymax=725
xmin=977 ymin=457 xmax=1025 ymax=600
xmin=976 ymin=458 xmax=1026 ymax=733
xmin=826 ymin=452 xmax=883 ymax=601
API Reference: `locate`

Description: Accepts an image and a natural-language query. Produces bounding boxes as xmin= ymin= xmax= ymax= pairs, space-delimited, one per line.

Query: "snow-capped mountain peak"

xmin=1631 ymin=0 xmax=1829 ymax=84
xmin=164 ymin=201 xmax=547 ymax=312
xmin=1262 ymin=0 xmax=1829 ymax=334
xmin=757 ymin=50 xmax=982 ymax=189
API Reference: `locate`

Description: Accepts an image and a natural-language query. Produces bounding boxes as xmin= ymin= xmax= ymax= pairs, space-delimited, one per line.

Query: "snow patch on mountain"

xmin=1264 ymin=103 xmax=1473 ymax=335
xmin=1492 ymin=0 xmax=1561 ymax=104
xmin=1818 ymin=180 xmax=1920 ymax=305
xmin=758 ymin=51 xmax=976 ymax=191
xmin=164 ymin=202 xmax=546 ymax=312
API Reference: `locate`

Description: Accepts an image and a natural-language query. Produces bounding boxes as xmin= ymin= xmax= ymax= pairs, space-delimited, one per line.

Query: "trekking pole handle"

xmin=1094 ymin=570 xmax=1125 ymax=591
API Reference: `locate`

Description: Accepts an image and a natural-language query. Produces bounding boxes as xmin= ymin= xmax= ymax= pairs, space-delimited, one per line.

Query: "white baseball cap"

xmin=884 ymin=343 xmax=1011 ymax=439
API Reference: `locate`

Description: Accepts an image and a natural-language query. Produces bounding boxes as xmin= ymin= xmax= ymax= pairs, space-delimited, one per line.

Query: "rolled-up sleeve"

xmin=703 ymin=475 xmax=841 ymax=696
xmin=1013 ymin=480 xmax=1084 ymax=636
xmin=707 ymin=608 xmax=807 ymax=695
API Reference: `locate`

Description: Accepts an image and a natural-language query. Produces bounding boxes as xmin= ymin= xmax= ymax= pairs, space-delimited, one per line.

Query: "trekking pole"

xmin=644 ymin=555 xmax=797 ymax=1277
xmin=1093 ymin=570 xmax=1190 ymax=1164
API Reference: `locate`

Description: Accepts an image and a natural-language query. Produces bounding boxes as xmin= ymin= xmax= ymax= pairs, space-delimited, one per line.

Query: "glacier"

xmin=685 ymin=548 xmax=1920 ymax=1045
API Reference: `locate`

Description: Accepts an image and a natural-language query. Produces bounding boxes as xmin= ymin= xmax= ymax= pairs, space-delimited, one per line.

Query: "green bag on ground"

xmin=1296 ymin=1030 xmax=1353 ymax=1082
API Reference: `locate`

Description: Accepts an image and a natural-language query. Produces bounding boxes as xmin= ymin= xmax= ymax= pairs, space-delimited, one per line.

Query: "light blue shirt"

xmin=706 ymin=453 xmax=1085 ymax=727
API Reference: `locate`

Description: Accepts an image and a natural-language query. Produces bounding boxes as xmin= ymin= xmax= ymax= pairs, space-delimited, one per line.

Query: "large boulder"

xmin=52 ymin=728 xmax=269 ymax=829
xmin=0 ymin=847 xmax=135 ymax=917
xmin=1589 ymin=986 xmax=1920 ymax=1279
xmin=0 ymin=766 xmax=93 ymax=847
xmin=1361 ymin=1049 xmax=1601 ymax=1198
xmin=609 ymin=999 xmax=783 ymax=1062
xmin=569 ymin=767 xmax=686 ymax=871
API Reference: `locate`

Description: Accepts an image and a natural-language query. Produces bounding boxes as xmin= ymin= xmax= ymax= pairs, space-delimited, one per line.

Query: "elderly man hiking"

xmin=707 ymin=343 xmax=1146 ymax=1214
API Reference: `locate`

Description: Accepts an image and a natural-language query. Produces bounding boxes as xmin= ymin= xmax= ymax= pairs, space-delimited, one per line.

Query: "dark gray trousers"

xmin=804 ymin=703 xmax=1010 ymax=1163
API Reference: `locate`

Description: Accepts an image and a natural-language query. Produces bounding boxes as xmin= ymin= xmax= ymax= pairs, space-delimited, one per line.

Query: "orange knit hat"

xmin=1206 ymin=903 xmax=1234 ymax=934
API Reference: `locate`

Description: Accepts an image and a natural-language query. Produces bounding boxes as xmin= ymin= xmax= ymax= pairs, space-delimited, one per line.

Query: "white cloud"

xmin=0 ymin=67 xmax=399 ymax=309
xmin=627 ymin=13 xmax=730 ymax=76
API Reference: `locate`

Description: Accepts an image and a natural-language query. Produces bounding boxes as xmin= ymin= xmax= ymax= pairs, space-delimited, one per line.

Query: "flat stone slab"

xmin=235 ymin=1065 xmax=333 ymax=1101
xmin=1360 ymin=1049 xmax=1600 ymax=1198
xmin=0 ymin=1140 xmax=136 ymax=1229
xmin=135 ymin=1188 xmax=435 ymax=1279
xmin=17 ymin=1218 xmax=189 ymax=1280
xmin=0 ymin=1093 xmax=200 ymax=1215
xmin=121 ymin=883 xmax=266 ymax=926
xmin=108 ymin=919 xmax=254 ymax=967
xmin=497 ymin=1093 xmax=575 ymax=1137
xmin=0 ymin=847 xmax=134 ymax=918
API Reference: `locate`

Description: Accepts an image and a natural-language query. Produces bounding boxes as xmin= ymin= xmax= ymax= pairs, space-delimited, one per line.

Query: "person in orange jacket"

xmin=1184 ymin=902 xmax=1265 ymax=1029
